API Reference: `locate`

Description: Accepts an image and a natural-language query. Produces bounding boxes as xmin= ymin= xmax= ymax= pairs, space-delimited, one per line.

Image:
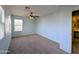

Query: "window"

xmin=14 ymin=19 xmax=23 ymax=31
xmin=0 ymin=6 xmax=5 ymax=40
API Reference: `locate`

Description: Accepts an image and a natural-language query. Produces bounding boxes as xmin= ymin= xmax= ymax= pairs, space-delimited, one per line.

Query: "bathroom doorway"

xmin=72 ymin=10 xmax=79 ymax=53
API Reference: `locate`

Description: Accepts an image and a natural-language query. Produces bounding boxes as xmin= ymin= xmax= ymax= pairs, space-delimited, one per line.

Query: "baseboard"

xmin=12 ymin=33 xmax=59 ymax=46
xmin=0 ymin=50 xmax=8 ymax=54
xmin=11 ymin=33 xmax=68 ymax=53
xmin=36 ymin=33 xmax=60 ymax=48
xmin=37 ymin=33 xmax=68 ymax=53
xmin=12 ymin=33 xmax=37 ymax=38
xmin=37 ymin=33 xmax=59 ymax=45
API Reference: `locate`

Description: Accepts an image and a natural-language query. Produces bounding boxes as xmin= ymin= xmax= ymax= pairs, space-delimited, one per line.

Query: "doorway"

xmin=72 ymin=10 xmax=79 ymax=53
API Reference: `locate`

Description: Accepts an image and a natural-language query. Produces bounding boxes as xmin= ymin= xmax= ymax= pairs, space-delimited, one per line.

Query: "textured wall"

xmin=37 ymin=6 xmax=79 ymax=53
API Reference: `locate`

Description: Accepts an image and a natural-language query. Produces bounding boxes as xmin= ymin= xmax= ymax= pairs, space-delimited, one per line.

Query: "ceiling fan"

xmin=25 ymin=6 xmax=39 ymax=20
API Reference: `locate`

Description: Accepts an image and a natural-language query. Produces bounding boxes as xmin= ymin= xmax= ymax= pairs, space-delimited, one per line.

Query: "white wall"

xmin=12 ymin=15 xmax=36 ymax=37
xmin=37 ymin=6 xmax=79 ymax=53
xmin=0 ymin=6 xmax=12 ymax=54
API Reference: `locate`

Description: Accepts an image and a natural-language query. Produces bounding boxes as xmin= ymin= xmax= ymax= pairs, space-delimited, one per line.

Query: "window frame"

xmin=14 ymin=19 xmax=23 ymax=32
xmin=0 ymin=6 xmax=5 ymax=40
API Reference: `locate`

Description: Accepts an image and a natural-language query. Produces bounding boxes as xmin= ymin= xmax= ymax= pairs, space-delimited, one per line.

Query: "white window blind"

xmin=14 ymin=19 xmax=23 ymax=31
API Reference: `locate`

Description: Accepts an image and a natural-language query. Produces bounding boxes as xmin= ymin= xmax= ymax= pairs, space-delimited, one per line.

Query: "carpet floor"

xmin=8 ymin=34 xmax=67 ymax=54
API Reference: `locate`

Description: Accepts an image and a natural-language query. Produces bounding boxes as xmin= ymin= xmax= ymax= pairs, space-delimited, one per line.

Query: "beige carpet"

xmin=8 ymin=34 xmax=67 ymax=54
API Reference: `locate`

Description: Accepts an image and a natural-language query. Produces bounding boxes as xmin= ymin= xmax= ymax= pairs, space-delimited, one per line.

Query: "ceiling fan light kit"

xmin=25 ymin=6 xmax=39 ymax=20
xmin=29 ymin=16 xmax=34 ymax=20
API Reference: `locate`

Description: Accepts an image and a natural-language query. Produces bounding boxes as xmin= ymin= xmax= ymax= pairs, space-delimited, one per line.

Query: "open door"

xmin=72 ymin=10 xmax=79 ymax=53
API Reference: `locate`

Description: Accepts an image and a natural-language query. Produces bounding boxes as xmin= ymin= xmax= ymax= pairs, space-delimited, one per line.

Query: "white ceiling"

xmin=6 ymin=5 xmax=62 ymax=17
